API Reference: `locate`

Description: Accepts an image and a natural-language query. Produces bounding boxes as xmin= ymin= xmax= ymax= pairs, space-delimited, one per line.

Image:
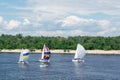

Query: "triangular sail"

xmin=41 ymin=44 xmax=51 ymax=61
xmin=41 ymin=44 xmax=45 ymax=59
xmin=19 ymin=49 xmax=29 ymax=62
xmin=74 ymin=44 xmax=86 ymax=59
xmin=41 ymin=52 xmax=44 ymax=59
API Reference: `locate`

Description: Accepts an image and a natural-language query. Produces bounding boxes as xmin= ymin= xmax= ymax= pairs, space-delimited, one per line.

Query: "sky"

xmin=0 ymin=0 xmax=120 ymax=37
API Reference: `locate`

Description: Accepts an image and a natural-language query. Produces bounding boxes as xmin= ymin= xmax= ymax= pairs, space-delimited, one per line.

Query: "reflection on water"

xmin=73 ymin=62 xmax=85 ymax=77
xmin=39 ymin=62 xmax=50 ymax=68
xmin=73 ymin=61 xmax=84 ymax=68
xmin=18 ymin=63 xmax=29 ymax=68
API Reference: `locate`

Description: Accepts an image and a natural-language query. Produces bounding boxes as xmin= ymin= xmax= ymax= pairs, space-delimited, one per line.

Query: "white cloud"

xmin=0 ymin=0 xmax=119 ymax=36
xmin=98 ymin=20 xmax=110 ymax=30
xmin=67 ymin=30 xmax=87 ymax=36
xmin=26 ymin=0 xmax=120 ymax=15
xmin=0 ymin=16 xmax=3 ymax=23
xmin=35 ymin=30 xmax=64 ymax=36
xmin=56 ymin=16 xmax=110 ymax=30
xmin=57 ymin=16 xmax=85 ymax=27
xmin=23 ymin=18 xmax=30 ymax=25
xmin=97 ymin=27 xmax=117 ymax=36
xmin=57 ymin=16 xmax=95 ymax=27
xmin=6 ymin=20 xmax=21 ymax=30
xmin=0 ymin=16 xmax=31 ymax=30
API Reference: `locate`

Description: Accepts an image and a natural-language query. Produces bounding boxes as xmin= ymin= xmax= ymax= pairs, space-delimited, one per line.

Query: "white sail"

xmin=74 ymin=44 xmax=86 ymax=59
xmin=19 ymin=50 xmax=23 ymax=62
xmin=41 ymin=44 xmax=46 ymax=60
xmin=18 ymin=49 xmax=29 ymax=63
xmin=41 ymin=51 xmax=44 ymax=59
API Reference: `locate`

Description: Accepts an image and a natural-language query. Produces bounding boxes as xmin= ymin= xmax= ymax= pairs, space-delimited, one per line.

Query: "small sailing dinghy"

xmin=39 ymin=44 xmax=51 ymax=63
xmin=72 ymin=44 xmax=86 ymax=62
xmin=18 ymin=49 xmax=29 ymax=64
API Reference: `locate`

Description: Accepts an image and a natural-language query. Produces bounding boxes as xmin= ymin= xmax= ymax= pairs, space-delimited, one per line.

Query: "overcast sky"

xmin=0 ymin=0 xmax=120 ymax=36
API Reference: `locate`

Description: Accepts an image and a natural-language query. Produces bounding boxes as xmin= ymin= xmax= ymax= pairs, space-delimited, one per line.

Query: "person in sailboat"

xmin=44 ymin=54 xmax=51 ymax=59
xmin=43 ymin=51 xmax=51 ymax=63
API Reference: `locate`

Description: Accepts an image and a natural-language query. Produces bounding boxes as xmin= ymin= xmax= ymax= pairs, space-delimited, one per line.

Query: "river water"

xmin=0 ymin=53 xmax=120 ymax=80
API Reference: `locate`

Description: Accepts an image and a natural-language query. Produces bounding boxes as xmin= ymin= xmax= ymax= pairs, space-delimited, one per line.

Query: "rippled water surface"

xmin=0 ymin=53 xmax=120 ymax=80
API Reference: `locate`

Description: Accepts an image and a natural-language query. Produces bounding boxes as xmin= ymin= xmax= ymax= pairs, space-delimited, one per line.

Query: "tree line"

xmin=0 ymin=34 xmax=119 ymax=50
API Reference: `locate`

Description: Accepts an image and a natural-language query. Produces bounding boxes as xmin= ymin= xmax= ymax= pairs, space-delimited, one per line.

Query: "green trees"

xmin=0 ymin=34 xmax=119 ymax=50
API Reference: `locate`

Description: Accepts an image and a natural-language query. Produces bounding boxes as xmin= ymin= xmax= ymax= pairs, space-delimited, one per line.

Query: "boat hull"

xmin=39 ymin=59 xmax=50 ymax=63
xmin=18 ymin=61 xmax=28 ymax=64
xmin=72 ymin=59 xmax=84 ymax=63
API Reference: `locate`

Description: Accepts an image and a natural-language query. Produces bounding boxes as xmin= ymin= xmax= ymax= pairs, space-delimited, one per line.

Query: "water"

xmin=0 ymin=53 xmax=120 ymax=80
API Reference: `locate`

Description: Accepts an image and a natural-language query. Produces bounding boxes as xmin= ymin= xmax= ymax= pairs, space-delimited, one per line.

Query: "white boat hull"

xmin=18 ymin=61 xmax=28 ymax=64
xmin=39 ymin=59 xmax=50 ymax=63
xmin=72 ymin=59 xmax=84 ymax=63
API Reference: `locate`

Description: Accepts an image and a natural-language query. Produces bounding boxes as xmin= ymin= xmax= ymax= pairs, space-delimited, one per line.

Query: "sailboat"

xmin=72 ymin=44 xmax=86 ymax=62
xmin=18 ymin=49 xmax=29 ymax=64
xmin=39 ymin=44 xmax=51 ymax=63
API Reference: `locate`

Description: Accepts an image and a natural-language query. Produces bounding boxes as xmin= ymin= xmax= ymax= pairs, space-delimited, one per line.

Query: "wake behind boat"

xmin=72 ymin=44 xmax=86 ymax=63
xmin=39 ymin=44 xmax=51 ymax=63
xmin=18 ymin=49 xmax=29 ymax=64
xmin=39 ymin=62 xmax=49 ymax=67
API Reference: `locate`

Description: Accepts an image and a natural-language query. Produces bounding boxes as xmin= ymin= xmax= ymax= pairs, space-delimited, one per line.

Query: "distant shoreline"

xmin=0 ymin=49 xmax=120 ymax=54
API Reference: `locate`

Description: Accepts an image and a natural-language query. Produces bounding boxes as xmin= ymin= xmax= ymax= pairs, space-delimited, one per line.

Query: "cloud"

xmin=97 ymin=27 xmax=117 ymax=36
xmin=56 ymin=15 xmax=110 ymax=31
xmin=0 ymin=0 xmax=119 ymax=36
xmin=54 ymin=15 xmax=119 ymax=36
xmin=56 ymin=16 xmax=95 ymax=27
xmin=67 ymin=30 xmax=87 ymax=36
xmin=23 ymin=18 xmax=30 ymax=25
xmin=36 ymin=30 xmax=64 ymax=36
xmin=26 ymin=0 xmax=120 ymax=15
xmin=0 ymin=16 xmax=31 ymax=30
xmin=0 ymin=16 xmax=7 ymax=29
xmin=98 ymin=20 xmax=110 ymax=29
xmin=0 ymin=16 xmax=3 ymax=23
xmin=6 ymin=20 xmax=21 ymax=30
